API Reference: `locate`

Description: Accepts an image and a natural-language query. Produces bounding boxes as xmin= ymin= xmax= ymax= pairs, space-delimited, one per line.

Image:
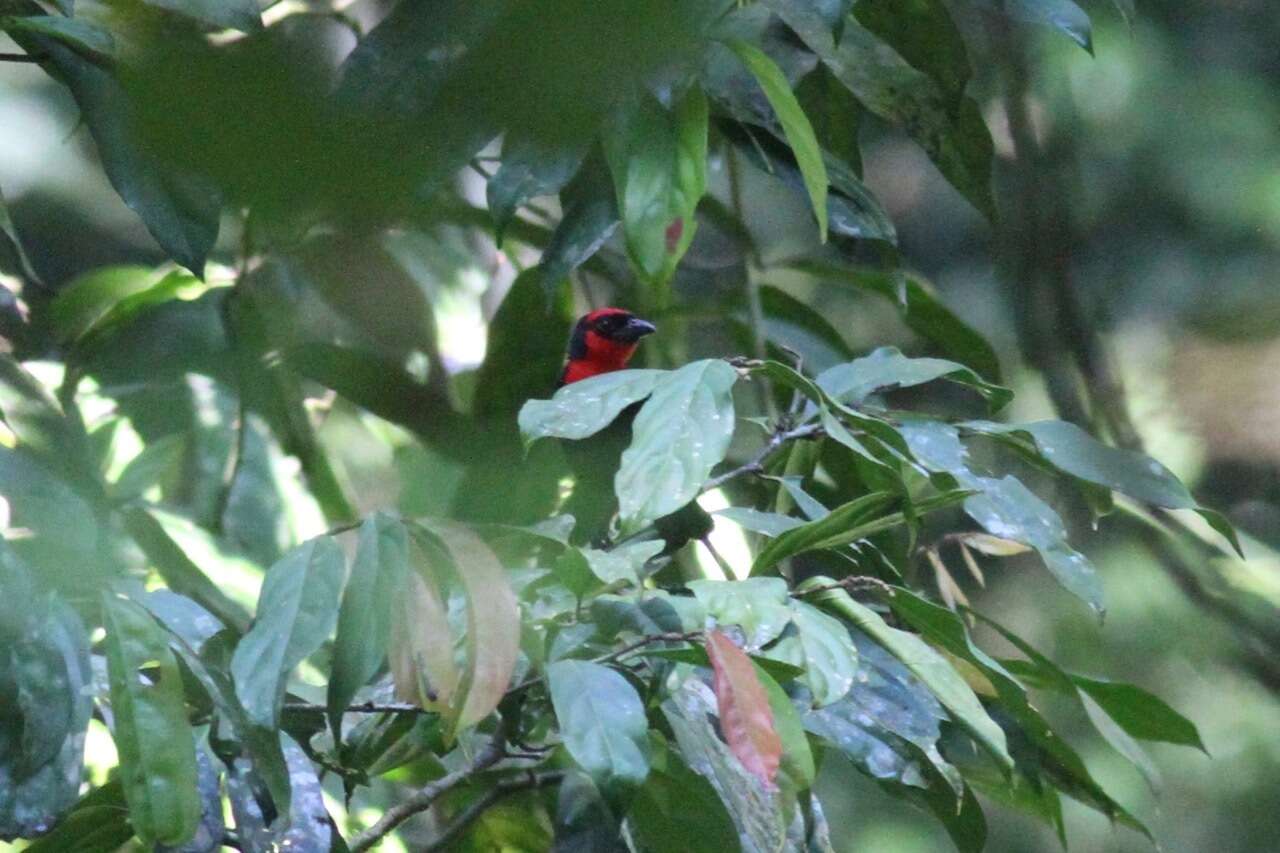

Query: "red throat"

xmin=562 ymin=331 xmax=638 ymax=384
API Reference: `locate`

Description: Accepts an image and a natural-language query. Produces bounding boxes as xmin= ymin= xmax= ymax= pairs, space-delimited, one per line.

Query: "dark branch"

xmin=0 ymin=53 xmax=44 ymax=64
xmin=424 ymin=771 xmax=566 ymax=852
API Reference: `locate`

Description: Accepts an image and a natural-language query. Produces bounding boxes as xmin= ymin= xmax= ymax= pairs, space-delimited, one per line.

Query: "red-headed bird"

xmin=557 ymin=308 xmax=711 ymax=551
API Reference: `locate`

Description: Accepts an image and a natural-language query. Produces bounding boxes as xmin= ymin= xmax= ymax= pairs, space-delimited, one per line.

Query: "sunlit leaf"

xmin=101 ymin=594 xmax=201 ymax=847
xmin=726 ymin=39 xmax=828 ymax=241
xmin=328 ymin=514 xmax=408 ymax=742
xmin=230 ymin=537 xmax=345 ymax=729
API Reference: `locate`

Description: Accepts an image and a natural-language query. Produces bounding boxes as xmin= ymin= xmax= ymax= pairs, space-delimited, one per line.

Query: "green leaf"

xmin=473 ymin=267 xmax=574 ymax=419
xmin=791 ymin=261 xmax=1002 ymax=381
xmin=616 ymin=359 xmax=737 ymax=529
xmin=488 ymin=133 xmax=588 ymax=246
xmin=0 ymin=354 xmax=89 ymax=479
xmin=714 ymin=507 xmax=805 ymax=537
xmin=578 ymin=540 xmax=665 ymax=587
xmin=642 ymin=647 xmax=808 ymax=685
xmin=230 ymin=537 xmax=345 ymax=728
xmin=8 ymin=35 xmax=220 ymax=274
xmin=101 ymin=593 xmax=201 ymax=847
xmin=688 ymin=577 xmax=793 ymax=649
xmin=981 ymin=0 xmax=1094 ymax=52
xmin=803 ymin=626 xmax=959 ymax=792
xmin=705 ymin=630 xmax=782 ymax=787
xmin=767 ymin=4 xmax=995 ymax=218
xmin=757 ymin=285 xmax=855 ymax=369
xmin=817 ymin=346 xmax=1010 ymax=411
xmin=726 ymin=39 xmax=828 ymax=241
xmin=137 ymin=0 xmax=261 ymax=31
xmin=548 ymin=660 xmax=651 ymax=795
xmin=0 ymin=14 xmax=113 ymax=60
xmin=157 ymin=746 xmax=226 ymax=853
xmin=538 ymin=152 xmax=620 ymax=293
xmin=753 ymin=662 xmax=816 ymax=788
xmin=1077 ymin=690 xmax=1162 ymax=793
xmin=112 ymin=432 xmax=185 ymax=501
xmin=604 ymin=88 xmax=708 ymax=285
xmin=70 ymin=270 xmax=211 ymax=358
xmin=962 ymin=419 xmax=1243 ymax=555
xmin=553 ymin=770 xmax=626 ymax=853
xmin=767 ymin=600 xmax=858 ymax=707
xmin=18 ymin=780 xmax=132 ymax=853
xmin=0 ymin=182 xmax=41 ymax=284
xmin=853 ymin=0 xmax=971 ymax=104
xmin=800 ymin=580 xmax=1013 ymax=771
xmin=327 ymin=514 xmax=408 ymax=742
xmin=591 ymin=591 xmax=706 ymax=640
xmin=752 ymin=491 xmax=920 ymax=575
xmin=518 ymin=368 xmax=665 ymax=446
xmin=901 ymin=421 xmax=1105 ymax=615
xmin=1071 ymin=676 xmax=1206 ymax=752
xmin=628 ymin=748 xmax=742 ymax=853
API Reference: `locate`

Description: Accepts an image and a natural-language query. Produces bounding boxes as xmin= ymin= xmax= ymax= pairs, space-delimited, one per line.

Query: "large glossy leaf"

xmin=616 ymin=359 xmax=737 ymax=529
xmin=548 ymin=660 xmax=650 ymax=794
xmin=801 ymin=580 xmax=1013 ymax=771
xmin=706 ymin=630 xmax=782 ymax=787
xmin=327 ymin=514 xmax=408 ymax=741
xmin=901 ymin=420 xmax=1105 ymax=615
xmin=803 ymin=626 xmax=957 ymax=791
xmin=417 ymin=520 xmax=521 ymax=732
xmin=101 ymin=594 xmax=201 ymax=847
xmin=591 ymin=590 xmax=706 ymax=640
xmin=519 ymin=368 xmax=664 ymax=446
xmin=604 ymin=88 xmax=708 ymax=285
xmin=766 ymin=600 xmax=857 ymax=707
xmin=688 ymin=577 xmax=793 ymax=649
xmin=962 ymin=418 xmax=1241 ymax=555
xmin=727 ymin=39 xmax=828 ymax=241
xmin=817 ymin=346 xmax=1010 ymax=410
xmin=230 ymin=537 xmax=345 ymax=728
xmin=752 ymin=663 xmax=816 ymax=789
xmin=767 ymin=3 xmax=995 ymax=218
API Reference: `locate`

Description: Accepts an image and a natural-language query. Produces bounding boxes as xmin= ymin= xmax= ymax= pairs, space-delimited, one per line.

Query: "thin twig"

xmin=282 ymin=701 xmax=430 ymax=715
xmin=506 ymin=631 xmax=700 ymax=697
xmin=0 ymin=53 xmax=43 ymax=63
xmin=424 ymin=771 xmax=566 ymax=852
xmin=701 ymin=422 xmax=823 ymax=493
xmin=348 ymin=727 xmax=509 ymax=852
xmin=793 ymin=575 xmax=896 ymax=599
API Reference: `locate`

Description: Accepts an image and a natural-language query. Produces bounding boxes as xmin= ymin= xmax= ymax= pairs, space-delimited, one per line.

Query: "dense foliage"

xmin=0 ymin=1 xmax=1248 ymax=851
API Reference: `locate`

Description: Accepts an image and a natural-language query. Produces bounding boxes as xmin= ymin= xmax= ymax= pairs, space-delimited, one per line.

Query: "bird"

xmin=556 ymin=307 xmax=712 ymax=552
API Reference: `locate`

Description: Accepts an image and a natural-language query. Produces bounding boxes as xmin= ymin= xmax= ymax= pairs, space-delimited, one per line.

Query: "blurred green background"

xmin=2 ymin=0 xmax=1278 ymax=850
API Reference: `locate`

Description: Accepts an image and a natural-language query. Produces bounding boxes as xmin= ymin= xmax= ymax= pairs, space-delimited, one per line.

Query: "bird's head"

xmin=558 ymin=307 xmax=656 ymax=386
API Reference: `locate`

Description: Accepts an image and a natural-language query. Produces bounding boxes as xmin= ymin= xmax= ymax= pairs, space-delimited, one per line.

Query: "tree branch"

xmin=701 ymin=422 xmax=823 ymax=493
xmin=347 ymin=728 xmax=508 ymax=852
xmin=0 ymin=52 xmax=43 ymax=63
xmin=424 ymin=771 xmax=566 ymax=852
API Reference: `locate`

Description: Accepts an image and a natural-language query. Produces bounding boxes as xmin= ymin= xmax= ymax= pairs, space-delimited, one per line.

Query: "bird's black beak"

xmin=617 ymin=316 xmax=657 ymax=343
